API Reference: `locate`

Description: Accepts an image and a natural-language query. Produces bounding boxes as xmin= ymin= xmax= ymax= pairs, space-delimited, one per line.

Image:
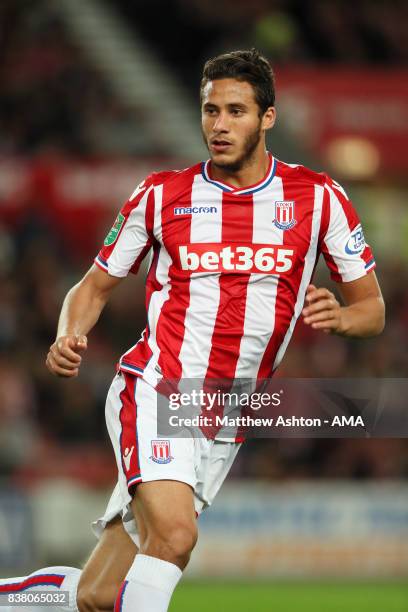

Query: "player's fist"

xmin=46 ymin=335 xmax=88 ymax=377
xmin=302 ymin=284 xmax=343 ymax=334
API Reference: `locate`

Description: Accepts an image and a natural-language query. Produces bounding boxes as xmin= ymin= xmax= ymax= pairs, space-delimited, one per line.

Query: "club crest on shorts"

xmin=274 ymin=200 xmax=297 ymax=230
xmin=150 ymin=440 xmax=173 ymax=464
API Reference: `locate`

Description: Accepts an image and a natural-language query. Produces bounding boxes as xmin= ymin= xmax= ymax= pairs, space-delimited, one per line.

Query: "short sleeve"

xmin=319 ymin=179 xmax=376 ymax=283
xmin=94 ymin=176 xmax=155 ymax=277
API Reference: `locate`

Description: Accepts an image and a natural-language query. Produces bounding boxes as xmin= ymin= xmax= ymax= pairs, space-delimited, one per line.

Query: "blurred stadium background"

xmin=0 ymin=1 xmax=407 ymax=610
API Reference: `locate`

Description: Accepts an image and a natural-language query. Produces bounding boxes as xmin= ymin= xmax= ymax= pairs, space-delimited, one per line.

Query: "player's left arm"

xmin=308 ymin=176 xmax=385 ymax=337
xmin=302 ymin=272 xmax=385 ymax=337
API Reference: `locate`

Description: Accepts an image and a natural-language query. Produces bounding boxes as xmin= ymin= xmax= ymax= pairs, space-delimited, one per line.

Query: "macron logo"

xmin=123 ymin=446 xmax=134 ymax=471
xmin=129 ymin=181 xmax=146 ymax=202
xmin=174 ymin=206 xmax=217 ymax=216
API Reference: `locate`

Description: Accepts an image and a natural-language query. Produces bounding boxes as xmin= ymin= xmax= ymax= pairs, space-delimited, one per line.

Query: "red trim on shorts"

xmin=118 ymin=374 xmax=141 ymax=487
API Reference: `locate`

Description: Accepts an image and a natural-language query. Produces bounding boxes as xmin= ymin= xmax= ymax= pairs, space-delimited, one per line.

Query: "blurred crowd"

xmin=0 ymin=0 xmax=149 ymax=157
xmin=1 ymin=0 xmax=407 ymax=159
xmin=0 ymin=215 xmax=407 ymax=486
xmin=119 ymin=0 xmax=408 ymax=89
xmin=0 ymin=0 xmax=407 ymax=490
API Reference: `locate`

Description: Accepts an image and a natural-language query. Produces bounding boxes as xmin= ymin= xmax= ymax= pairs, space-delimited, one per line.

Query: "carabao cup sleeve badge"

xmin=104 ymin=213 xmax=125 ymax=246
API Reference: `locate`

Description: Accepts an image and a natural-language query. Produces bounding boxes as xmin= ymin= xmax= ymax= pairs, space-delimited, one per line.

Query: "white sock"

xmin=0 ymin=566 xmax=80 ymax=612
xmin=115 ymin=554 xmax=182 ymax=612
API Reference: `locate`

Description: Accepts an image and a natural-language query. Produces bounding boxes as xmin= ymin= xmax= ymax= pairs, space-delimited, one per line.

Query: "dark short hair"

xmin=200 ymin=48 xmax=275 ymax=114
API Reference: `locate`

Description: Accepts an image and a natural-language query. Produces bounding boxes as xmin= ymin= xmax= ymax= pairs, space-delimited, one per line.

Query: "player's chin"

xmin=210 ymin=150 xmax=240 ymax=168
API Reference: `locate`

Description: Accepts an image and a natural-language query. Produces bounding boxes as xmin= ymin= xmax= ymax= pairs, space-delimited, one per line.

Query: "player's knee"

xmin=169 ymin=522 xmax=198 ymax=561
xmin=76 ymin=582 xmax=117 ymax=612
xmin=162 ymin=522 xmax=198 ymax=568
xmin=144 ymin=522 xmax=198 ymax=569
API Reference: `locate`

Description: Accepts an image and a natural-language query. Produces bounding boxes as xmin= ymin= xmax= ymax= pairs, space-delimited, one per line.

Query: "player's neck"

xmin=210 ymin=149 xmax=270 ymax=190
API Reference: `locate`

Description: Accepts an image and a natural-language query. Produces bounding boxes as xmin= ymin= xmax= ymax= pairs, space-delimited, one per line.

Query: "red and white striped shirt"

xmin=95 ymin=154 xmax=375 ymax=386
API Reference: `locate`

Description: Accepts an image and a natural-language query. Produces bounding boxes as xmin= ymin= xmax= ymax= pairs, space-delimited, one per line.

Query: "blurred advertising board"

xmin=0 ymin=158 xmax=406 ymax=260
xmin=0 ymin=480 xmax=407 ymax=577
xmin=0 ymin=157 xmax=180 ymax=257
xmin=0 ymin=487 xmax=32 ymax=569
xmin=277 ymin=68 xmax=408 ymax=177
xmin=188 ymin=482 xmax=408 ymax=578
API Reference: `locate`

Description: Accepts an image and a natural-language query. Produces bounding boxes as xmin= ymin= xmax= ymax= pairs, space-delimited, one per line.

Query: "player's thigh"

xmin=77 ymin=516 xmax=138 ymax=611
xmin=132 ymin=480 xmax=197 ymax=547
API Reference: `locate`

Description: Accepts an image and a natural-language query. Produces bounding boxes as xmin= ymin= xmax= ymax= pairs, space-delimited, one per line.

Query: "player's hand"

xmin=302 ymin=284 xmax=343 ymax=334
xmin=46 ymin=335 xmax=88 ymax=377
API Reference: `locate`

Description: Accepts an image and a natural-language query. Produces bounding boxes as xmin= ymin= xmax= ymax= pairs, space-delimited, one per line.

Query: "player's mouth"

xmin=210 ymin=139 xmax=233 ymax=153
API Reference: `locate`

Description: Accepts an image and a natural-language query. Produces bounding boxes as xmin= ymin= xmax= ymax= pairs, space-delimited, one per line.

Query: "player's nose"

xmin=213 ymin=111 xmax=230 ymax=132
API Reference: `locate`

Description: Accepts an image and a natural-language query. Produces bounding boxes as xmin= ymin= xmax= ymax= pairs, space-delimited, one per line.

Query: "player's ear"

xmin=262 ymin=106 xmax=276 ymax=131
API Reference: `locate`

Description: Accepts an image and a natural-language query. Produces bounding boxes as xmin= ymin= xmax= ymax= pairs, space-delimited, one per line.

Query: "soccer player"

xmin=1 ymin=49 xmax=384 ymax=612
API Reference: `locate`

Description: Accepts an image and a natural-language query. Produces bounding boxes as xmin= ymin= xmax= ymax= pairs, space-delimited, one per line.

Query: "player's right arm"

xmin=46 ymin=265 xmax=122 ymax=377
xmin=47 ymin=173 xmax=156 ymax=378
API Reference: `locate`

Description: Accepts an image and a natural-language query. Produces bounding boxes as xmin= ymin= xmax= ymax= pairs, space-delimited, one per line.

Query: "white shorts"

xmin=92 ymin=372 xmax=240 ymax=545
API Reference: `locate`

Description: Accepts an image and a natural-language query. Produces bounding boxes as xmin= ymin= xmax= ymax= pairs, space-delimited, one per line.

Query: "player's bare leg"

xmin=133 ymin=480 xmax=197 ymax=568
xmin=77 ymin=516 xmax=138 ymax=612
xmin=114 ymin=480 xmax=197 ymax=611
